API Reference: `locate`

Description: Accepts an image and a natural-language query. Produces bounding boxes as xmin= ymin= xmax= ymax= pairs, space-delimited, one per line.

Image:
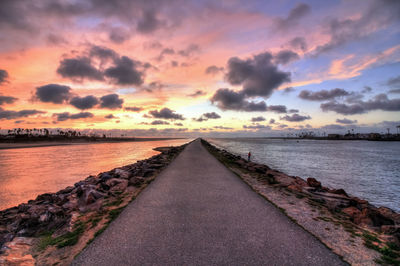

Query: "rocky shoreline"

xmin=0 ymin=143 xmax=187 ymax=265
xmin=202 ymin=139 xmax=400 ymax=265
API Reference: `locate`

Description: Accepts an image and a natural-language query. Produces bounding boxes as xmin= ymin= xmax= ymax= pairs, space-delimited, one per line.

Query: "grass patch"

xmin=103 ymin=198 xmax=123 ymax=207
xmin=90 ymin=217 xmax=102 ymax=228
xmin=38 ymin=222 xmax=86 ymax=250
xmin=108 ymin=207 xmax=125 ymax=222
xmin=363 ymin=232 xmax=381 ymax=243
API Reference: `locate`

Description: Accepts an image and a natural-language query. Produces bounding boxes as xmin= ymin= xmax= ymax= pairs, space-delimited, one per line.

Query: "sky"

xmin=0 ymin=0 xmax=399 ymax=137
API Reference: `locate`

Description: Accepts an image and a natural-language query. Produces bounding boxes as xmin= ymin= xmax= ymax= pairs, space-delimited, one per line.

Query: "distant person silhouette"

xmin=248 ymin=152 xmax=251 ymax=162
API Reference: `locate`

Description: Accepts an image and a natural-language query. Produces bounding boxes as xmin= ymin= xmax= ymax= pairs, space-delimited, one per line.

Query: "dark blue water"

xmin=208 ymin=138 xmax=400 ymax=212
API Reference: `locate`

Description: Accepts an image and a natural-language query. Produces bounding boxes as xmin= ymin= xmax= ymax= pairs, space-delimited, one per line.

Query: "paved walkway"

xmin=73 ymin=139 xmax=345 ymax=265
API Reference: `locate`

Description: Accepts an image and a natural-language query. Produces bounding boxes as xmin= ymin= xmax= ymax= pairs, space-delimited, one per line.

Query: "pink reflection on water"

xmin=0 ymin=139 xmax=189 ymax=210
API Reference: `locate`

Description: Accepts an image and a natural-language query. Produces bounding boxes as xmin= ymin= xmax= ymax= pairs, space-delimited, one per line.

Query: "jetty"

xmin=73 ymin=139 xmax=345 ymax=265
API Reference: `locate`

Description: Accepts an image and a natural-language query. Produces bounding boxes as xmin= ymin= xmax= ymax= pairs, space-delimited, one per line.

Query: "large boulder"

xmin=307 ymin=177 xmax=321 ymax=188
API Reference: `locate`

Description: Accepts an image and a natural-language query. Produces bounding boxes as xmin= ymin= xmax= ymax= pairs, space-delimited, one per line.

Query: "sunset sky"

xmin=0 ymin=0 xmax=399 ymax=137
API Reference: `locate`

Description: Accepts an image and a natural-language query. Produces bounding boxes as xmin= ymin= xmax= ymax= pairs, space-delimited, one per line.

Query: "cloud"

xmin=35 ymin=84 xmax=72 ymax=104
xmin=362 ymin=86 xmax=373 ymax=93
xmin=282 ymin=87 xmax=295 ymax=94
xmin=104 ymin=56 xmax=145 ymax=85
xmin=251 ymin=116 xmax=265 ymax=122
xmin=278 ymin=124 xmax=288 ymax=128
xmin=313 ymin=0 xmax=400 ymax=55
xmin=178 ymin=44 xmax=200 ymax=57
xmin=274 ymin=50 xmax=299 ymax=65
xmin=187 ymin=90 xmax=206 ymax=97
xmin=108 ymin=27 xmax=130 ymax=44
xmin=57 ymin=57 xmax=103 ymax=81
xmin=104 ymin=114 xmax=117 ymax=119
xmin=276 ymin=3 xmax=311 ymax=30
xmin=225 ymin=52 xmax=291 ymax=98
xmin=0 ymin=95 xmax=17 ymax=105
xmin=211 ymin=88 xmax=267 ymax=112
xmin=387 ymin=75 xmax=400 ymax=88
xmin=124 ymin=106 xmax=143 ymax=112
xmin=99 ymin=94 xmax=123 ymax=109
xmin=280 ymin=113 xmax=311 ymax=122
xmin=143 ymin=81 xmax=164 ymax=92
xmin=214 ymin=126 xmax=233 ymax=130
xmin=269 ymin=118 xmax=276 ymax=124
xmin=243 ymin=124 xmax=271 ymax=130
xmin=205 ymin=65 xmax=224 ymax=75
xmin=289 ymin=109 xmax=299 ymax=113
xmin=89 ymin=45 xmax=118 ymax=60
xmin=389 ymin=89 xmax=400 ymax=94
xmin=336 ymin=118 xmax=357 ymax=124
xmin=320 ymin=124 xmax=346 ymax=130
xmin=267 ymin=105 xmax=287 ymax=113
xmin=321 ymin=94 xmax=400 ymax=115
xmin=299 ymin=88 xmax=350 ymax=101
xmin=151 ymin=120 xmax=170 ymax=125
xmin=69 ymin=95 xmax=99 ymax=110
xmin=193 ymin=112 xmax=221 ymax=122
xmin=136 ymin=9 xmax=164 ymax=34
xmin=0 ymin=69 xmax=9 ymax=85
xmin=0 ymin=107 xmax=45 ymax=120
xmin=288 ymin=37 xmax=307 ymax=52
xmin=149 ymin=107 xmax=185 ymax=120
xmin=174 ymin=122 xmax=183 ymax=126
xmin=53 ymin=112 xmax=94 ymax=121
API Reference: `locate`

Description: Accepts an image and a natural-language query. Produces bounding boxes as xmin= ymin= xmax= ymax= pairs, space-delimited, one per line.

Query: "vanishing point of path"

xmin=73 ymin=139 xmax=346 ymax=265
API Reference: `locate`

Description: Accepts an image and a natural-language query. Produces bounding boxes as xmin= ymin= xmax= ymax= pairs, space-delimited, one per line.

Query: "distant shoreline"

xmin=0 ymin=137 xmax=185 ymax=150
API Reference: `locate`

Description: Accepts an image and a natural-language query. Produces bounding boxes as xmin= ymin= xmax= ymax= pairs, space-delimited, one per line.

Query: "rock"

xmin=330 ymin=188 xmax=348 ymax=197
xmin=99 ymin=172 xmax=113 ymax=183
xmin=128 ymin=176 xmax=144 ymax=187
xmin=109 ymin=180 xmax=128 ymax=192
xmin=149 ymin=163 xmax=164 ymax=169
xmin=57 ymin=186 xmax=74 ymax=194
xmin=114 ymin=169 xmax=130 ymax=179
xmin=307 ymin=177 xmax=321 ymax=188
xmin=81 ymin=189 xmax=105 ymax=205
xmin=342 ymin=206 xmax=362 ymax=221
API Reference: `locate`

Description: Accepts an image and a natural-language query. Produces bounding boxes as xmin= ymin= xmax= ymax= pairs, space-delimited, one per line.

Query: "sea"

xmin=0 ymin=139 xmax=189 ymax=211
xmin=207 ymin=138 xmax=400 ymax=212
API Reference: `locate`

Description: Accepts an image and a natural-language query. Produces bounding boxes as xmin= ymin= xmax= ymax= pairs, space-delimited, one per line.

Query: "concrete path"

xmin=73 ymin=139 xmax=345 ymax=266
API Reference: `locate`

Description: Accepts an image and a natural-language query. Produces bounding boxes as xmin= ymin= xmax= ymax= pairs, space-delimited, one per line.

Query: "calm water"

xmin=0 ymin=139 xmax=189 ymax=210
xmin=208 ymin=138 xmax=400 ymax=212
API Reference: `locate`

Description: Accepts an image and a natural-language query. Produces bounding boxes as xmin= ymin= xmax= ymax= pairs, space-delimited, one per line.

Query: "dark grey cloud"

xmin=214 ymin=126 xmax=233 ymax=130
xmin=174 ymin=122 xmax=183 ymax=126
xmin=321 ymin=94 xmax=400 ymax=115
xmin=278 ymin=124 xmax=288 ymax=128
xmin=0 ymin=69 xmax=9 ymax=85
xmin=90 ymin=45 xmax=118 ymax=60
xmin=108 ymin=27 xmax=130 ymax=44
xmin=289 ymin=109 xmax=299 ymax=113
xmin=274 ymin=50 xmax=299 ymax=65
xmin=193 ymin=112 xmax=221 ymax=122
xmin=282 ymin=87 xmax=295 ymax=94
xmin=57 ymin=57 xmax=104 ymax=81
xmin=243 ymin=124 xmax=271 ymax=130
xmin=46 ymin=33 xmax=67 ymax=45
xmin=149 ymin=107 xmax=185 ymax=120
xmin=269 ymin=118 xmax=276 ymax=124
xmin=288 ymin=37 xmax=307 ymax=52
xmin=151 ymin=120 xmax=170 ymax=125
xmin=205 ymin=65 xmax=224 ymax=75
xmin=387 ymin=75 xmax=400 ymax=88
xmin=178 ymin=44 xmax=200 ymax=57
xmin=0 ymin=95 xmax=17 ymax=105
xmin=69 ymin=95 xmax=99 ymax=110
xmin=35 ymin=84 xmax=72 ymax=104
xmin=362 ymin=86 xmax=373 ymax=93
xmin=104 ymin=114 xmax=117 ymax=119
xmin=276 ymin=3 xmax=311 ymax=29
xmin=251 ymin=116 xmax=265 ymax=122
xmin=267 ymin=105 xmax=287 ymax=113
xmin=336 ymin=118 xmax=357 ymax=124
xmin=0 ymin=107 xmax=45 ymax=120
xmin=124 ymin=106 xmax=143 ymax=112
xmin=314 ymin=0 xmax=400 ymax=55
xmin=99 ymin=94 xmax=123 ymax=109
xmin=225 ymin=52 xmax=290 ymax=98
xmin=53 ymin=112 xmax=94 ymax=121
xmin=211 ymin=88 xmax=267 ymax=112
xmin=389 ymin=89 xmax=400 ymax=94
xmin=170 ymin=61 xmax=179 ymax=67
xmin=136 ymin=9 xmax=164 ymax=33
xmin=280 ymin=113 xmax=311 ymax=122
xmin=104 ymin=56 xmax=145 ymax=85
xmin=187 ymin=90 xmax=206 ymax=97
xmin=299 ymin=88 xmax=350 ymax=101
